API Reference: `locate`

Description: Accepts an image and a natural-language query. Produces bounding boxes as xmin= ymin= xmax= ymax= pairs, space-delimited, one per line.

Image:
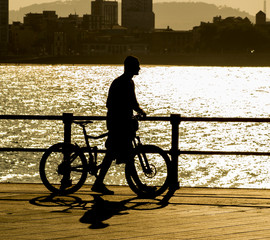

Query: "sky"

xmin=9 ymin=0 xmax=265 ymax=16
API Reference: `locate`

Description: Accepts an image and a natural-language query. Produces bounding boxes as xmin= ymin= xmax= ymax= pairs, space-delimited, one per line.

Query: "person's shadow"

xmin=80 ymin=194 xmax=166 ymax=229
xmin=80 ymin=194 xmax=130 ymax=229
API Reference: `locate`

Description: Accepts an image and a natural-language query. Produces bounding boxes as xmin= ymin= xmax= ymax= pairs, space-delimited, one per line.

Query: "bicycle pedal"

xmin=60 ymin=179 xmax=72 ymax=189
xmin=147 ymin=186 xmax=157 ymax=191
xmin=89 ymin=166 xmax=98 ymax=176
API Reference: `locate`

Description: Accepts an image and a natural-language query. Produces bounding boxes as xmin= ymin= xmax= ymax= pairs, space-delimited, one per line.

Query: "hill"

xmin=154 ymin=2 xmax=255 ymax=30
xmin=9 ymin=0 xmax=255 ymax=30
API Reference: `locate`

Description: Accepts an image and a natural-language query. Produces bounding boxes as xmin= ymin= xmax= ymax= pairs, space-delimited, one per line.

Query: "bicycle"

xmin=39 ymin=116 xmax=172 ymax=198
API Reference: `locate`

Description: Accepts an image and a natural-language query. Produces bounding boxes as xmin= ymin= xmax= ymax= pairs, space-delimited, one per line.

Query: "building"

xmin=9 ymin=22 xmax=39 ymax=55
xmin=256 ymin=11 xmax=266 ymax=25
xmin=122 ymin=0 xmax=155 ymax=32
xmin=23 ymin=11 xmax=59 ymax=55
xmin=81 ymin=33 xmax=149 ymax=56
xmin=0 ymin=0 xmax=9 ymax=56
xmin=53 ymin=32 xmax=66 ymax=56
xmin=91 ymin=0 xmax=118 ymax=29
xmin=24 ymin=13 xmax=44 ymax=31
xmin=82 ymin=14 xmax=103 ymax=30
xmin=150 ymin=28 xmax=192 ymax=54
xmin=24 ymin=11 xmax=58 ymax=31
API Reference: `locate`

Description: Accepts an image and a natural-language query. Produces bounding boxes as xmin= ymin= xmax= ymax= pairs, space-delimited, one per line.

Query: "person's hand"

xmin=139 ymin=109 xmax=146 ymax=119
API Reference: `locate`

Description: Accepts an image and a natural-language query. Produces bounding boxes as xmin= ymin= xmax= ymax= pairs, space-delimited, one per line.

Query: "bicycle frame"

xmin=76 ymin=118 xmax=153 ymax=178
xmin=132 ymin=136 xmax=153 ymax=176
xmin=73 ymin=121 xmax=108 ymax=175
xmin=74 ymin=116 xmax=154 ymax=179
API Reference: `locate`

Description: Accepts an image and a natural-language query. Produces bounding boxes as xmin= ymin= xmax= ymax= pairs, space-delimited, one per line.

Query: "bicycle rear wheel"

xmin=39 ymin=143 xmax=88 ymax=195
xmin=125 ymin=144 xmax=171 ymax=198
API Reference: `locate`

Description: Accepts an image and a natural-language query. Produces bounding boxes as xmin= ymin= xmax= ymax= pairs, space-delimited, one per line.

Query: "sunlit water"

xmin=1 ymin=64 xmax=270 ymax=188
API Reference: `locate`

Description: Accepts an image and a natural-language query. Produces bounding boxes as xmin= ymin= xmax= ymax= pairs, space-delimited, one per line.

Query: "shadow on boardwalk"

xmin=29 ymin=187 xmax=270 ymax=231
xmin=2 ymin=184 xmax=270 ymax=239
xmin=30 ymin=193 xmax=165 ymax=229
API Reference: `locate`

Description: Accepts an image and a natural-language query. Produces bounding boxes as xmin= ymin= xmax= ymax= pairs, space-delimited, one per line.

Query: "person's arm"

xmin=130 ymin=80 xmax=146 ymax=118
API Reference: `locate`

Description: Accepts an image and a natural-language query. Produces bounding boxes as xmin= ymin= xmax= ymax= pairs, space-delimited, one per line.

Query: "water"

xmin=1 ymin=64 xmax=270 ymax=188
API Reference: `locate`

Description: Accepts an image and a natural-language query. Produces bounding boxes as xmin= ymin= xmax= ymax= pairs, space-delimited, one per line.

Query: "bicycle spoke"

xmin=40 ymin=143 xmax=87 ymax=195
xmin=125 ymin=145 xmax=171 ymax=198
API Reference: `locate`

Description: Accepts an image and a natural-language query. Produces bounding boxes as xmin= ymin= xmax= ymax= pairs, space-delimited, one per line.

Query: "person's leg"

xmin=92 ymin=152 xmax=114 ymax=195
xmin=95 ymin=153 xmax=113 ymax=185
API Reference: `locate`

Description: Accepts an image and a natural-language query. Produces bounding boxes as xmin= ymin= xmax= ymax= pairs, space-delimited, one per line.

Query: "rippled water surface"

xmin=1 ymin=64 xmax=270 ymax=188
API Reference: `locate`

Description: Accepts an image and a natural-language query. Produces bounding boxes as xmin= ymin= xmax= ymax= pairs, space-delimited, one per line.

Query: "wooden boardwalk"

xmin=1 ymin=183 xmax=270 ymax=239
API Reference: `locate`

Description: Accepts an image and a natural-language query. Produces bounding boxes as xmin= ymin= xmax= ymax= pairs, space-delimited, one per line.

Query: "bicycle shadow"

xmin=30 ymin=193 xmax=165 ymax=229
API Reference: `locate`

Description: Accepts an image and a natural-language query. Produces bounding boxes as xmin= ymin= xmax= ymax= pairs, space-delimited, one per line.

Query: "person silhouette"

xmin=91 ymin=56 xmax=146 ymax=195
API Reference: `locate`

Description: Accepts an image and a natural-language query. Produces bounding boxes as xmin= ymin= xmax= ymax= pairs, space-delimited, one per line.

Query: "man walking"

xmin=92 ymin=56 xmax=146 ymax=194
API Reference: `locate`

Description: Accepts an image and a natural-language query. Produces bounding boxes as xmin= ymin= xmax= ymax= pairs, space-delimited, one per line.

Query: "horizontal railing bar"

xmin=73 ymin=116 xmax=107 ymax=121
xmin=1 ymin=114 xmax=270 ymax=157
xmin=1 ymin=115 xmax=270 ymax=123
xmin=0 ymin=115 xmax=63 ymax=120
xmin=0 ymin=115 xmax=108 ymax=121
xmin=0 ymin=148 xmax=48 ymax=152
xmin=1 ymin=148 xmax=269 ymax=156
xmin=0 ymin=148 xmax=108 ymax=153
xmin=181 ymin=117 xmax=270 ymax=123
xmin=180 ymin=151 xmax=270 ymax=156
xmin=0 ymin=115 xmax=170 ymax=121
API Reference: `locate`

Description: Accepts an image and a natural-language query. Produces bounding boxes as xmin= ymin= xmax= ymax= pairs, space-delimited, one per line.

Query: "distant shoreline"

xmin=1 ymin=54 xmax=270 ymax=67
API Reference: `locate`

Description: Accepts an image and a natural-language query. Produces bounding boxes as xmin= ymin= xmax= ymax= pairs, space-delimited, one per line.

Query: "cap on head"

xmin=124 ymin=56 xmax=140 ymax=74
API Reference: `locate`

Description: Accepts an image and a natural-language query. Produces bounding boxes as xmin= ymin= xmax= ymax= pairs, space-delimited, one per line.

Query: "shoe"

xmin=91 ymin=183 xmax=114 ymax=195
xmin=116 ymin=157 xmax=125 ymax=164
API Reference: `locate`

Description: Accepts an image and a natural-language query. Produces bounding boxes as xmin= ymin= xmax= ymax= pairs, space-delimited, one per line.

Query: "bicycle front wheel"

xmin=39 ymin=143 xmax=88 ymax=195
xmin=125 ymin=145 xmax=171 ymax=198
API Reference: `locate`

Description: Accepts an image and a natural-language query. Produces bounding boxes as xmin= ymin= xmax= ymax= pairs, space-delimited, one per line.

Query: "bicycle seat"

xmin=73 ymin=120 xmax=93 ymax=127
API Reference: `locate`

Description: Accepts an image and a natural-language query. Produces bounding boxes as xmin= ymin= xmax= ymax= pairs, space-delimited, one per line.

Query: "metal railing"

xmin=1 ymin=113 xmax=270 ymax=201
xmin=0 ymin=113 xmax=181 ymax=197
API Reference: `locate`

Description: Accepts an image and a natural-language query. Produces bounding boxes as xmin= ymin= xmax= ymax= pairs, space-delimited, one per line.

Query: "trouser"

xmin=105 ymin=129 xmax=134 ymax=164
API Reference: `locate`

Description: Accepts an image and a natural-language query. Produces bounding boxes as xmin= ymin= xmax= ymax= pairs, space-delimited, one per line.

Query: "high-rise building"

xmin=0 ymin=0 xmax=9 ymax=56
xmin=91 ymin=0 xmax=118 ymax=29
xmin=122 ymin=0 xmax=155 ymax=31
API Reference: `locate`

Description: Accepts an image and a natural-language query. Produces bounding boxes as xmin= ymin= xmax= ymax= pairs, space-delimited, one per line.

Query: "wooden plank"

xmin=1 ymin=184 xmax=270 ymax=239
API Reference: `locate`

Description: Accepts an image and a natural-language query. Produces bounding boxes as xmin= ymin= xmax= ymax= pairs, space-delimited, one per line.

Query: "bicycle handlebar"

xmin=133 ymin=113 xmax=146 ymax=120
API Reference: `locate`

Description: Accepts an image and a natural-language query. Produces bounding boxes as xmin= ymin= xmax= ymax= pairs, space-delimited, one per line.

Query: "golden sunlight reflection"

xmin=1 ymin=65 xmax=270 ymax=188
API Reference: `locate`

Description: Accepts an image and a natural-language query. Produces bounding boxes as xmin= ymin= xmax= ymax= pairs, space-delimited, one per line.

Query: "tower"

xmin=122 ymin=0 xmax=155 ymax=32
xmin=0 ymin=0 xmax=9 ymax=56
xmin=91 ymin=0 xmax=118 ymax=29
xmin=256 ymin=10 xmax=266 ymax=25
xmin=264 ymin=0 xmax=267 ymax=14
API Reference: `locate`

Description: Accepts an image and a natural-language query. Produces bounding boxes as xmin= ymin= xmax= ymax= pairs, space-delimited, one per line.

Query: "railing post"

xmin=170 ymin=113 xmax=181 ymax=190
xmin=63 ymin=113 xmax=73 ymax=144
xmin=61 ymin=113 xmax=73 ymax=186
xmin=161 ymin=114 xmax=181 ymax=205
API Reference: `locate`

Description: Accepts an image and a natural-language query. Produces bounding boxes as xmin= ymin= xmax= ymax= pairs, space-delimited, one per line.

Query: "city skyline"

xmin=9 ymin=0 xmax=266 ymax=16
xmin=0 ymin=0 xmax=9 ymax=56
xmin=5 ymin=0 xmax=270 ymax=59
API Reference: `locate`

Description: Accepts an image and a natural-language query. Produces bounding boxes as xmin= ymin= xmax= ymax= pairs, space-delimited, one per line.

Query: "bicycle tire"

xmin=39 ymin=143 xmax=88 ymax=195
xmin=125 ymin=144 xmax=171 ymax=198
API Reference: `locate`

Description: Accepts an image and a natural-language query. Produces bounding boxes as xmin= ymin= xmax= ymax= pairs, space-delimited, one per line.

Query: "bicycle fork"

xmin=134 ymin=137 xmax=153 ymax=176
